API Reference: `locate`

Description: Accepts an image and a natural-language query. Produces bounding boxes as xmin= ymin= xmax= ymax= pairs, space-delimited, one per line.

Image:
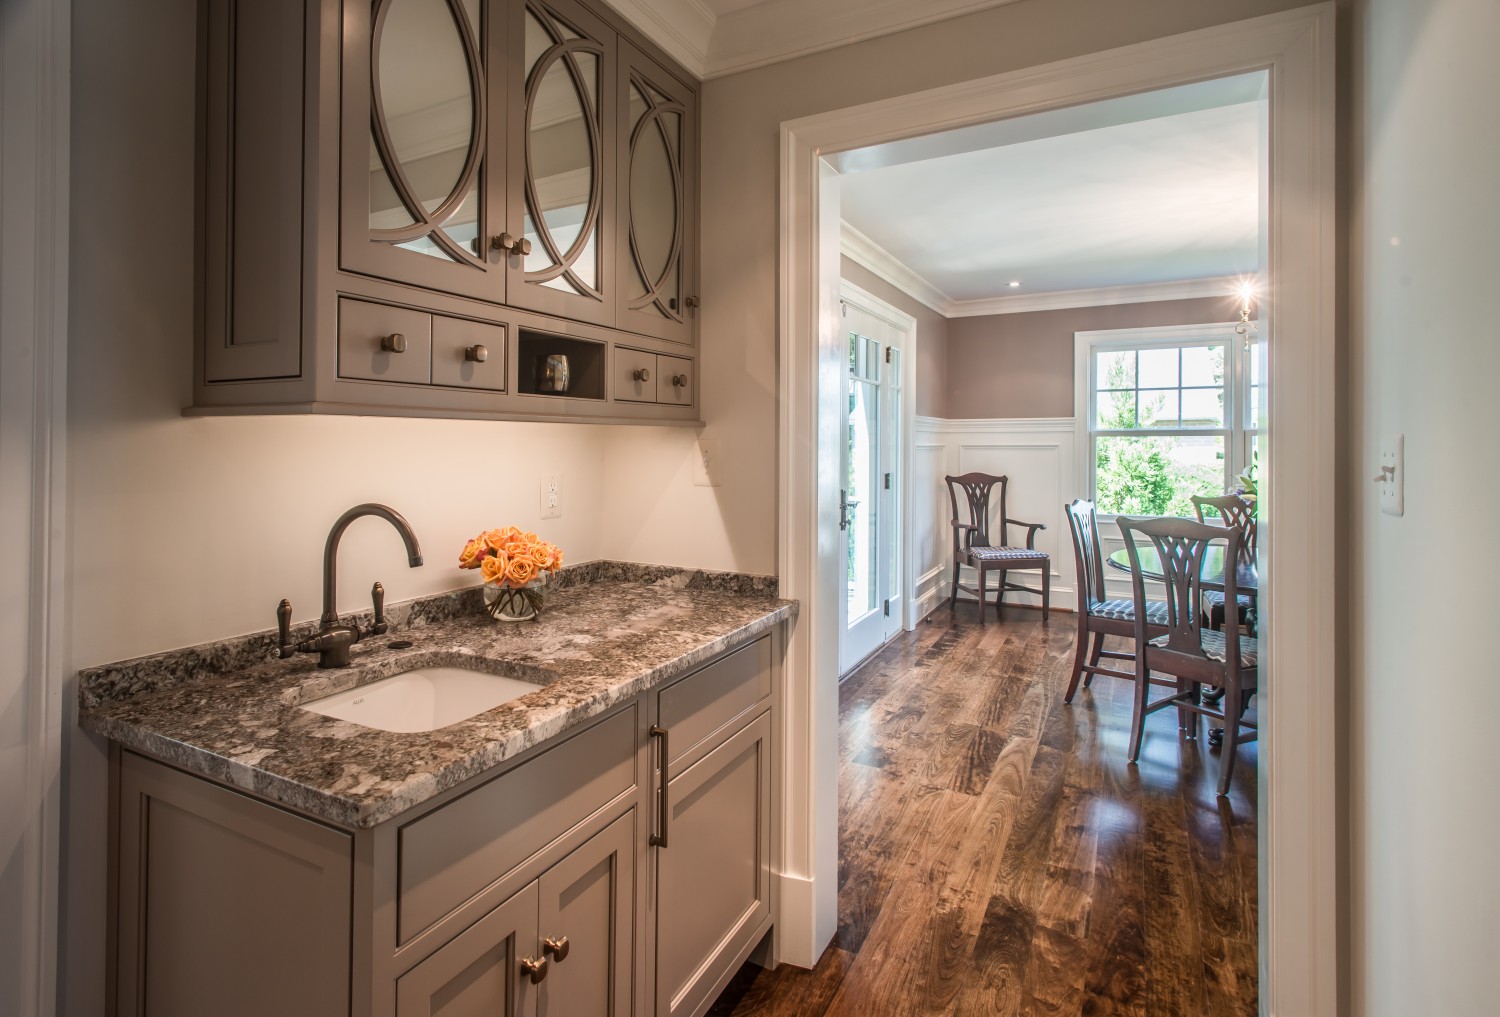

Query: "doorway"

xmin=775 ymin=8 xmax=1337 ymax=1012
xmin=838 ymin=295 xmax=906 ymax=675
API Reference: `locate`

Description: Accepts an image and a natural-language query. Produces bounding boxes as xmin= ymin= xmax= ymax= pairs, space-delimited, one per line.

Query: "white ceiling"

xmin=604 ymin=0 xmax=1023 ymax=78
xmin=838 ymin=74 xmax=1268 ymax=312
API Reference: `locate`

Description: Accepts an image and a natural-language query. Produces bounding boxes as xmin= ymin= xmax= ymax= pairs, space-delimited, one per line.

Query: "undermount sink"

xmin=300 ymin=666 xmax=543 ymax=733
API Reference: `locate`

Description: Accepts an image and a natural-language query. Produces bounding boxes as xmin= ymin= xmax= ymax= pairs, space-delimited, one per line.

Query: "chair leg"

xmin=1041 ymin=567 xmax=1050 ymax=623
xmin=1082 ymin=631 xmax=1105 ymax=689
xmin=1217 ymin=674 xmax=1243 ymax=796
xmin=1127 ymin=658 xmax=1152 ymax=763
xmin=949 ymin=561 xmax=959 ymax=612
xmin=976 ymin=567 xmax=988 ymax=626
xmin=1065 ymin=620 xmax=1090 ymax=703
xmin=994 ymin=569 xmax=1005 ymax=622
xmin=1177 ymin=679 xmax=1198 ymax=735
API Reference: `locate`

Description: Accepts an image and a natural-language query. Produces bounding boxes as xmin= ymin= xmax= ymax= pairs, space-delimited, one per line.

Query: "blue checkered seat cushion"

xmin=1202 ymin=590 xmax=1255 ymax=613
xmin=1149 ymin=630 xmax=1258 ymax=667
xmin=1089 ymin=599 xmax=1170 ymax=625
xmin=967 ymin=546 xmax=1049 ymax=562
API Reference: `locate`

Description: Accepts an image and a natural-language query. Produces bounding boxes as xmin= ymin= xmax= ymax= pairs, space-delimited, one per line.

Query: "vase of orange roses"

xmin=459 ymin=526 xmax=565 ymax=622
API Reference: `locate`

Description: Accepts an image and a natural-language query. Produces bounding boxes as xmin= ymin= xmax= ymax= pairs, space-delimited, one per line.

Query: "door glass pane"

xmin=628 ymin=86 xmax=680 ymax=306
xmin=369 ymin=132 xmax=416 ymax=229
xmin=847 ymin=368 xmax=880 ymax=621
xmin=374 ymin=0 xmax=474 ymax=220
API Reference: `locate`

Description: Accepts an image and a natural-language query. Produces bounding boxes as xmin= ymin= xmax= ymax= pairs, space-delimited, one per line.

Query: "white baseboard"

xmin=774 ymin=870 xmax=822 ymax=968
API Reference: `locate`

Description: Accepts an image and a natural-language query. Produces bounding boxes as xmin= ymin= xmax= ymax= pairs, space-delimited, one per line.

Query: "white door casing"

xmin=777 ymin=8 xmax=1338 ymax=1017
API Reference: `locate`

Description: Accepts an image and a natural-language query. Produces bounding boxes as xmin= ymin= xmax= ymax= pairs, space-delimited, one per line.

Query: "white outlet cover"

xmin=541 ymin=473 xmax=562 ymax=519
xmin=1380 ymin=434 xmax=1403 ymax=517
xmin=693 ymin=439 xmax=721 ymax=488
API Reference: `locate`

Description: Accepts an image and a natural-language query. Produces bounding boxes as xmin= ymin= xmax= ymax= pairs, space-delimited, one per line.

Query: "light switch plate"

xmin=692 ymin=439 xmax=721 ymax=487
xmin=541 ymin=473 xmax=562 ymax=519
xmin=1380 ymin=434 xmax=1403 ymax=517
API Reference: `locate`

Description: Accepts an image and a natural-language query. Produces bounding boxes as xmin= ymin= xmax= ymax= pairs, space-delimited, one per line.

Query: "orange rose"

xmin=522 ymin=531 xmax=539 ymax=544
xmin=529 ymin=543 xmax=554 ymax=570
xmin=459 ymin=538 xmax=484 ymax=568
xmin=504 ymin=540 xmax=530 ymax=559
xmin=507 ymin=555 xmax=538 ymax=585
xmin=550 ymin=543 xmax=565 ymax=569
xmin=483 ymin=529 xmax=508 ymax=553
xmin=480 ymin=552 xmax=510 ymax=584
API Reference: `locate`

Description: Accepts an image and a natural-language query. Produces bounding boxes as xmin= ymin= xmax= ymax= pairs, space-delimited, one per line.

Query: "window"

xmin=1077 ymin=324 xmax=1258 ymax=517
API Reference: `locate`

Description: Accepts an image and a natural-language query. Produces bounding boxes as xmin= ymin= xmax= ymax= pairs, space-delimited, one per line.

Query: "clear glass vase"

xmin=482 ymin=578 xmax=546 ymax=622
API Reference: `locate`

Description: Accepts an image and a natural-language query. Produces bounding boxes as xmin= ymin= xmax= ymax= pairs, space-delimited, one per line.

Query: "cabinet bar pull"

xmin=650 ymin=725 xmax=669 ymax=848
xmin=520 ymin=955 xmax=548 ymax=983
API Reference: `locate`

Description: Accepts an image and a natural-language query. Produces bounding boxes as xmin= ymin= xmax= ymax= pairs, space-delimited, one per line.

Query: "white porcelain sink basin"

xmin=300 ymin=666 xmax=542 ymax=733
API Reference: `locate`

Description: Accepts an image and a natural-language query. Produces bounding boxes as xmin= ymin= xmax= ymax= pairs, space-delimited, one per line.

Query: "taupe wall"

xmin=944 ymin=295 xmax=1242 ymax=418
xmin=840 ymin=257 xmax=948 ymax=417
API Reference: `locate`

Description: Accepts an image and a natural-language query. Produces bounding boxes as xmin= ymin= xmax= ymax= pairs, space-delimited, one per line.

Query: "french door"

xmin=839 ymin=300 xmax=904 ymax=675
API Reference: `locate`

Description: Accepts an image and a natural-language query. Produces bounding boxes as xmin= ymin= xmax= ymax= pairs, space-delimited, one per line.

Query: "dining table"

xmin=1105 ymin=543 xmax=1259 ymax=595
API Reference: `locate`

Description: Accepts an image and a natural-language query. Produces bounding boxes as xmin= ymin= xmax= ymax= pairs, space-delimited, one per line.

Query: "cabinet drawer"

xmin=397 ymin=706 xmax=637 ymax=944
xmin=337 ymin=298 xmax=432 ymax=385
xmin=657 ymin=637 xmax=770 ymax=771
xmin=614 ymin=347 xmax=658 ymax=402
xmin=658 ymin=356 xmax=693 ymax=406
xmin=431 ymin=316 xmax=506 ymax=392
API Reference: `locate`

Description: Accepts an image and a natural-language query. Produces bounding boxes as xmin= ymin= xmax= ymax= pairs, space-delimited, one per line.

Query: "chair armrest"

xmin=1004 ymin=517 xmax=1047 ymax=550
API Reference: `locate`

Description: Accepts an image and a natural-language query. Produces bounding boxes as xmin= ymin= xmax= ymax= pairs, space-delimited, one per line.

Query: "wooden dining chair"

xmin=1063 ymin=499 xmax=1171 ymax=703
xmin=1190 ymin=493 xmax=1257 ymax=632
xmin=1117 ymin=515 xmax=1258 ymax=796
xmin=946 ymin=472 xmax=1050 ymax=624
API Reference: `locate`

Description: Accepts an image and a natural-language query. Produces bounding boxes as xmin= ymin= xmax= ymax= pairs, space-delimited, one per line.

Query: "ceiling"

xmin=604 ymin=0 xmax=1024 ymax=79
xmin=838 ymin=74 xmax=1268 ymax=314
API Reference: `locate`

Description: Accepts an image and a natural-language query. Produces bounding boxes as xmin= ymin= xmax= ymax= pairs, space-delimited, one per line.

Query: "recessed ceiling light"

xmin=1008 ymin=280 xmax=1021 ymax=288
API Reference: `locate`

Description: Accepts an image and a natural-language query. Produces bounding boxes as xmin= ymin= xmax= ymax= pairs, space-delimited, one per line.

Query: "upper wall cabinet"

xmin=194 ymin=0 xmax=699 ymax=424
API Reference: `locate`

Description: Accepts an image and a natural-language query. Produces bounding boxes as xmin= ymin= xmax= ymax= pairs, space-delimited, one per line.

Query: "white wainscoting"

xmin=912 ymin=417 xmax=1078 ymax=616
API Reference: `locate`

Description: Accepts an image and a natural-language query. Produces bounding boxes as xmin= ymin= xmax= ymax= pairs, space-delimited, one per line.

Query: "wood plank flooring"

xmin=708 ymin=605 xmax=1258 ymax=1017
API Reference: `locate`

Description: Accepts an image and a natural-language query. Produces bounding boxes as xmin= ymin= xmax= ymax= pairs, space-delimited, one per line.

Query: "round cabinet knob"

xmin=633 ymin=368 xmax=651 ymax=382
xmin=518 ymin=237 xmax=533 ymax=256
xmin=672 ymin=374 xmax=687 ymax=388
xmin=520 ymin=956 xmax=548 ymax=984
xmin=380 ymin=333 xmax=407 ymax=354
xmin=464 ymin=344 xmax=488 ymax=363
xmin=491 ymin=233 xmax=534 ymax=257
xmin=543 ymin=936 xmax=570 ymax=963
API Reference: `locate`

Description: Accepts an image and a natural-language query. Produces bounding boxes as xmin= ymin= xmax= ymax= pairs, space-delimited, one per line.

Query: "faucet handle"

xmin=368 ymin=582 xmax=389 ymax=637
xmin=277 ymin=599 xmax=296 ymax=658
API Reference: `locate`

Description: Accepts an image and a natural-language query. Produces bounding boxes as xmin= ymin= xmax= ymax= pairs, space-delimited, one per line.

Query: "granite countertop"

xmin=78 ymin=564 xmax=796 ymax=829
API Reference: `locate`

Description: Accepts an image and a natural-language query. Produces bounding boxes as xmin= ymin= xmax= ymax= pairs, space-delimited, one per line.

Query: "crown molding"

xmin=600 ymin=0 xmax=715 ymax=77
xmin=944 ymin=275 xmax=1244 ymax=316
xmin=840 ymin=220 xmax=1241 ymax=318
xmin=839 ymin=221 xmax=953 ymax=315
xmin=702 ymin=0 xmax=1025 ymax=79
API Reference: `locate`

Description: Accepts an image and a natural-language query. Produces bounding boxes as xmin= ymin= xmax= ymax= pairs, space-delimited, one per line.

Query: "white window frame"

xmin=1074 ymin=321 xmax=1257 ymax=519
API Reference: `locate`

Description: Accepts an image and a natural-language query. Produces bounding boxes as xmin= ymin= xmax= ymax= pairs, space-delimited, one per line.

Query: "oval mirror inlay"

xmin=626 ymin=77 xmax=684 ymax=319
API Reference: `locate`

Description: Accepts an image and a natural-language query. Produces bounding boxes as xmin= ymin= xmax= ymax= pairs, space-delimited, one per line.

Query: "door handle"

xmin=839 ymin=489 xmax=850 ymax=531
xmin=649 ymin=725 xmax=669 ymax=847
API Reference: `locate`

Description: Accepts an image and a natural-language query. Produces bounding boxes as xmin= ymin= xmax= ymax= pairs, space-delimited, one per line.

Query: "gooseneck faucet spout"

xmin=276 ymin=503 xmax=424 ymax=669
xmin=321 ymin=503 xmax=424 ymax=626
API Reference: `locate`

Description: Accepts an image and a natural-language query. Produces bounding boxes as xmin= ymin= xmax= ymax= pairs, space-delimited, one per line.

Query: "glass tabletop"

xmin=1105 ymin=544 xmax=1259 ymax=594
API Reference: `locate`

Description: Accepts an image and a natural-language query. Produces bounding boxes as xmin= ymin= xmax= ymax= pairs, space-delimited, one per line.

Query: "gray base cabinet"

xmin=109 ymin=632 xmax=780 ymax=1017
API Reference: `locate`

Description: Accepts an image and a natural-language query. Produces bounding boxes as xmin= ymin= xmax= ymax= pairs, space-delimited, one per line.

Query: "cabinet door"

xmin=397 ymin=882 xmax=541 ymax=1017
xmin=340 ymin=0 xmax=506 ymax=302
xmin=616 ymin=41 xmax=697 ymax=345
xmin=654 ymin=713 xmax=772 ymax=1017
xmin=114 ymin=753 xmax=352 ymax=1017
xmin=505 ymin=0 xmax=617 ymax=326
xmin=536 ymin=810 xmax=635 ymax=1017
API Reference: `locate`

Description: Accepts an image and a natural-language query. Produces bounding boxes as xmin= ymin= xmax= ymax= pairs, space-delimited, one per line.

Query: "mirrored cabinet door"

xmin=505 ymin=0 xmax=617 ymax=326
xmin=339 ymin=0 xmax=506 ymax=301
xmin=615 ymin=42 xmax=696 ymax=345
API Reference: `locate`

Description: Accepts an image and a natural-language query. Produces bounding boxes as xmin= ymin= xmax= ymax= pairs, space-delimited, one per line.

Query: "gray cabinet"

xmin=109 ymin=633 xmax=778 ymax=1017
xmin=194 ymin=0 xmax=699 ymax=424
xmin=650 ymin=637 xmax=774 ymax=1017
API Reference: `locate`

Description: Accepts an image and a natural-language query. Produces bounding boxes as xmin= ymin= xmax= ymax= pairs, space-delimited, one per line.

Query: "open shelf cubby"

xmin=516 ymin=330 xmax=606 ymax=400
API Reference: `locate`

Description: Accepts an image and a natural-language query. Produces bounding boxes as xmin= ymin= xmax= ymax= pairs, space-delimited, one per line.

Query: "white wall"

xmin=1350 ymin=1 xmax=1500 ymax=1014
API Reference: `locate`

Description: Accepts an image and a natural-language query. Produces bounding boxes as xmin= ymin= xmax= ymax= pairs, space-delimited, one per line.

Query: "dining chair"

xmin=1190 ymin=493 xmax=1257 ymax=632
xmin=946 ymin=472 xmax=1050 ymax=624
xmin=1117 ymin=515 xmax=1258 ymax=796
xmin=1062 ymin=499 xmax=1171 ymax=703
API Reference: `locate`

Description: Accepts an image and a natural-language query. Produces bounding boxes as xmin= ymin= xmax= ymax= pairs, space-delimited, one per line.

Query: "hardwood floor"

xmin=708 ymin=605 xmax=1258 ymax=1017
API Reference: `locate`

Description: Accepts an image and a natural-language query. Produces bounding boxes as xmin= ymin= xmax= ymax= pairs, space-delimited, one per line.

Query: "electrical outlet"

xmin=692 ymin=439 xmax=721 ymax=487
xmin=541 ymin=473 xmax=563 ymax=519
xmin=1379 ymin=434 xmax=1403 ymax=517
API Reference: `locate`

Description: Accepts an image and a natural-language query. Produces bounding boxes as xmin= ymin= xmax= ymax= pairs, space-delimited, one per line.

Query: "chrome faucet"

xmin=276 ymin=503 xmax=424 ymax=668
